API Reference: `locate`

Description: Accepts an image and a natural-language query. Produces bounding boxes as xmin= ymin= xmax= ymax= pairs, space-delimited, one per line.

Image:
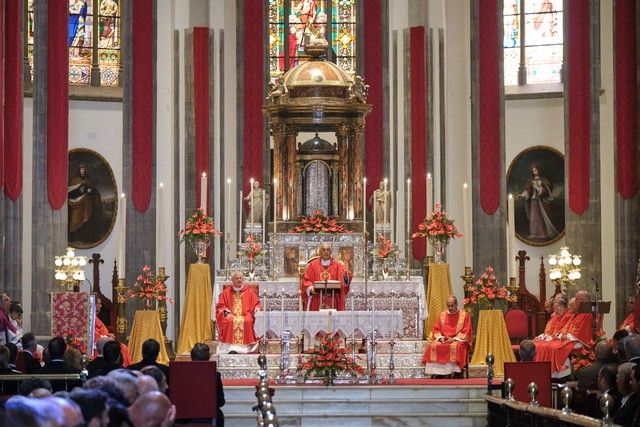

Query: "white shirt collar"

xmin=321 ymin=259 xmax=330 ymax=267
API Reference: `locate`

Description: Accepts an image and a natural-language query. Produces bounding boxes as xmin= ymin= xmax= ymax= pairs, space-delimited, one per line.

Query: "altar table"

xmin=177 ymin=264 xmax=213 ymax=354
xmin=469 ymin=309 xmax=515 ymax=376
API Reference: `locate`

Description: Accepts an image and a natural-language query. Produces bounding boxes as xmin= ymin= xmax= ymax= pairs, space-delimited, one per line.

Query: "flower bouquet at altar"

xmin=238 ymin=235 xmax=265 ymax=280
xmin=463 ymin=266 xmax=515 ymax=316
xmin=370 ymin=234 xmax=398 ymax=279
xmin=128 ymin=265 xmax=174 ymax=310
xmin=178 ymin=208 xmax=223 ymax=262
xmin=64 ymin=330 xmax=87 ymax=355
xmin=291 ymin=210 xmax=349 ymax=233
xmin=296 ymin=336 xmax=364 ymax=385
xmin=412 ymin=203 xmax=462 ymax=263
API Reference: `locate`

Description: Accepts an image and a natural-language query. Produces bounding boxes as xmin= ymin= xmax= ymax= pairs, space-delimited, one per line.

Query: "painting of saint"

xmin=507 ymin=146 xmax=565 ymax=246
xmin=68 ymin=149 xmax=118 ymax=249
xmin=284 ymin=247 xmax=300 ymax=277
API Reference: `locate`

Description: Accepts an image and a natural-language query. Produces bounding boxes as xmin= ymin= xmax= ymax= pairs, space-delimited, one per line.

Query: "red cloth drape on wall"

xmin=243 ymin=0 xmax=264 ymax=196
xmin=3 ymin=0 xmax=21 ymax=200
xmin=131 ymin=0 xmax=154 ymax=212
xmin=567 ymin=0 xmax=591 ymax=214
xmin=47 ymin=1 xmax=69 ymax=210
xmin=615 ymin=0 xmax=638 ymax=199
xmin=0 ymin=0 xmax=5 ymax=189
xmin=478 ymin=0 xmax=501 ymax=215
xmin=364 ymin=0 xmax=383 ymax=208
xmin=410 ymin=26 xmax=427 ymax=260
xmin=193 ymin=28 xmax=210 ymax=213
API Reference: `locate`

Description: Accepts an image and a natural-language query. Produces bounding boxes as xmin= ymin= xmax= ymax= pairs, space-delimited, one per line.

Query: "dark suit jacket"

xmin=35 ymin=360 xmax=81 ymax=392
xmin=87 ymin=356 xmax=105 ymax=378
xmin=614 ymin=392 xmax=640 ymax=426
xmin=0 ymin=367 xmax=21 ymax=395
xmin=22 ymin=351 xmax=41 ymax=374
xmin=128 ymin=359 xmax=170 ymax=381
xmin=576 ymin=360 xmax=605 ymax=391
xmin=98 ymin=363 xmax=123 ymax=377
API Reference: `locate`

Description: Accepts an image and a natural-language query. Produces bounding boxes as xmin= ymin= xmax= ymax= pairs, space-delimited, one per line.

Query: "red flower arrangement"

xmin=296 ymin=336 xmax=365 ymax=382
xmin=127 ymin=265 xmax=174 ymax=304
xmin=463 ymin=266 xmax=516 ymax=311
xmin=570 ymin=346 xmax=595 ymax=374
xmin=412 ymin=204 xmax=462 ymax=243
xmin=370 ymin=234 xmax=399 ymax=259
xmin=64 ymin=330 xmax=87 ymax=355
xmin=178 ymin=208 xmax=223 ymax=244
xmin=240 ymin=235 xmax=264 ymax=261
xmin=291 ymin=210 xmax=349 ymax=234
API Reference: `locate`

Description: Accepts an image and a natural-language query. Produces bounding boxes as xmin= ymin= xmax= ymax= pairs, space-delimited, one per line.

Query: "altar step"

xmin=223 ymin=384 xmax=490 ymax=427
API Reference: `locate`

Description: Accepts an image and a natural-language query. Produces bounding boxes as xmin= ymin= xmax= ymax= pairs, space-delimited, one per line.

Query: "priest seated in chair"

xmin=302 ymin=243 xmax=352 ymax=311
xmin=422 ymin=295 xmax=472 ymax=377
xmin=215 ymin=271 xmax=262 ymax=354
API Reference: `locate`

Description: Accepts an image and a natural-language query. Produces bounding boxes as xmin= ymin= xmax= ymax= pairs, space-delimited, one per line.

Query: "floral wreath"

xmin=291 ymin=210 xmax=349 ymax=234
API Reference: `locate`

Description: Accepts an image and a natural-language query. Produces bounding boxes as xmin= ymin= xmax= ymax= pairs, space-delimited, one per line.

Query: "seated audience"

xmin=518 ymin=339 xmax=536 ymax=362
xmin=88 ymin=336 xmax=112 ymax=378
xmin=0 ymin=345 xmax=20 ymax=374
xmin=216 ymin=271 xmax=262 ymax=354
xmin=7 ymin=302 xmax=23 ymax=345
xmin=18 ymin=378 xmax=52 ymax=397
xmin=107 ymin=369 xmax=140 ymax=405
xmin=94 ymin=297 xmax=131 ymax=366
xmin=422 ymin=295 xmax=472 ymax=377
xmin=69 ymin=388 xmax=110 ymax=426
xmin=83 ymin=375 xmax=130 ymax=407
xmin=619 ymin=295 xmax=638 ymax=333
xmin=64 ymin=346 xmax=84 ymax=371
xmin=191 ymin=342 xmax=226 ymax=426
xmin=36 ymin=337 xmax=80 ymax=375
xmin=624 ymin=334 xmax=640 ymax=364
xmin=614 ymin=362 xmax=640 ymax=425
xmin=128 ymin=338 xmax=169 ymax=380
xmin=592 ymin=363 xmax=621 ymax=418
xmin=98 ymin=340 xmax=124 ymax=376
xmin=141 ymin=365 xmax=168 ymax=394
xmin=129 ymin=390 xmax=176 ymax=427
xmin=577 ymin=341 xmax=613 ymax=391
xmin=20 ymin=332 xmax=42 ymax=373
xmin=5 ymin=395 xmax=83 ymax=426
xmin=613 ymin=329 xmax=630 ymax=364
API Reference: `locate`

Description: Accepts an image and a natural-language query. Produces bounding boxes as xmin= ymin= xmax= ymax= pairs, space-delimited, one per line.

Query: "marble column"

xmin=337 ymin=123 xmax=350 ymax=219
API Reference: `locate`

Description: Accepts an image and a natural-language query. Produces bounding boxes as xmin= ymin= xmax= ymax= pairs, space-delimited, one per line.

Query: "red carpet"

xmin=223 ymin=378 xmax=501 ymax=387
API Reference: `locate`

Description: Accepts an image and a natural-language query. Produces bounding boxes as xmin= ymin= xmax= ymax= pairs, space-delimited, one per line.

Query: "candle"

xmin=406 ymin=179 xmax=411 ymax=243
xmin=226 ymin=178 xmax=232 ymax=239
xmin=263 ymin=294 xmax=268 ymax=338
xmin=392 ymin=190 xmax=397 ymax=245
xmin=157 ymin=183 xmax=164 ymax=267
xmin=273 ymin=178 xmax=277 ymax=236
xmin=383 ymin=178 xmax=388 ymax=224
xmin=391 ymin=290 xmax=395 ymax=342
xmin=118 ymin=193 xmax=126 ymax=279
xmin=508 ymin=194 xmax=516 ymax=278
xmin=362 ymin=178 xmax=367 ymax=234
xmin=371 ymin=292 xmax=376 ymax=338
xmin=200 ymin=172 xmax=207 ymax=214
xmin=463 ymin=183 xmax=472 ymax=267
xmin=426 ymin=173 xmax=432 ymax=256
xmin=351 ymin=297 xmax=355 ymax=341
xmin=281 ymin=289 xmax=285 ymax=333
xmin=238 ymin=190 xmax=243 ymax=244
xmin=249 ymin=178 xmax=254 ymax=224
xmin=262 ymin=188 xmax=266 ymax=245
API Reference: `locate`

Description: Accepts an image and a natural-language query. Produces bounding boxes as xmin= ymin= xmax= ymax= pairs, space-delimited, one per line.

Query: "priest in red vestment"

xmin=422 ymin=296 xmax=472 ymax=376
xmin=618 ymin=295 xmax=637 ymax=333
xmin=216 ymin=271 xmax=262 ymax=354
xmin=94 ymin=297 xmax=131 ymax=366
xmin=302 ymin=244 xmax=352 ymax=311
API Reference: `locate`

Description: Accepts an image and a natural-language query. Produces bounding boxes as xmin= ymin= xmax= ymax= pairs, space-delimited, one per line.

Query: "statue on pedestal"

xmin=371 ymin=181 xmax=391 ymax=224
xmin=245 ymin=181 xmax=269 ymax=224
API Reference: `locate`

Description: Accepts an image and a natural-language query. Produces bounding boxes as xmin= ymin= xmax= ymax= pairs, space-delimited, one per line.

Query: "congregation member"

xmin=94 ymin=296 xmax=131 ymax=367
xmin=613 ymin=362 xmax=640 ymax=425
xmin=619 ymin=295 xmax=637 ymax=333
xmin=20 ymin=332 xmax=42 ymax=373
xmin=191 ymin=342 xmax=225 ymax=427
xmin=36 ymin=337 xmax=81 ymax=393
xmin=422 ymin=295 xmax=472 ymax=378
xmin=302 ymin=243 xmax=352 ymax=311
xmin=577 ymin=341 xmax=613 ymax=391
xmin=518 ymin=339 xmax=536 ymax=362
xmin=0 ymin=293 xmax=17 ymax=345
xmin=129 ymin=390 xmax=176 ymax=427
xmin=624 ymin=334 xmax=640 ymax=364
xmin=216 ymin=271 xmax=262 ymax=354
xmin=88 ymin=336 xmax=112 ymax=378
xmin=98 ymin=340 xmax=124 ymax=376
xmin=128 ymin=338 xmax=169 ymax=380
xmin=141 ymin=365 xmax=169 ymax=394
xmin=594 ymin=364 xmax=621 ymax=418
xmin=6 ymin=302 xmax=23 ymax=345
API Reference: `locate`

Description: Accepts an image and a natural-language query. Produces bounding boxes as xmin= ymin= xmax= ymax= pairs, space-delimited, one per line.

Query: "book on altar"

xmin=314 ymin=280 xmax=342 ymax=290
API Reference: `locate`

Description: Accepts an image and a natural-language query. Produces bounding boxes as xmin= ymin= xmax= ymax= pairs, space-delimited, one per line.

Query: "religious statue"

xmin=266 ymin=76 xmax=287 ymax=104
xmin=244 ymin=181 xmax=269 ymax=224
xmin=370 ymin=180 xmax=391 ymax=224
xmin=349 ymin=75 xmax=369 ymax=103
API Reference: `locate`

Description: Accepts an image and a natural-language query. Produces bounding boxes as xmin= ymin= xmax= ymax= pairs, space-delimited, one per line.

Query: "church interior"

xmin=0 ymin=0 xmax=639 ymax=425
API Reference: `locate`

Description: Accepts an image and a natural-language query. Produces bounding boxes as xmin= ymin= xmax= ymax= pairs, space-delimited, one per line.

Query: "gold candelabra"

xmin=156 ymin=267 xmax=175 ymax=359
xmin=115 ymin=278 xmax=128 ymax=343
xmin=54 ymin=247 xmax=88 ymax=291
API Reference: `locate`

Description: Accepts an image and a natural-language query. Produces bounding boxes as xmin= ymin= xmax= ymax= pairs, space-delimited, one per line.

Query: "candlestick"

xmin=371 ymin=291 xmax=376 ymax=338
xmin=351 ymin=297 xmax=355 ymax=343
xmin=263 ymin=294 xmax=268 ymax=338
xmin=238 ymin=190 xmax=243 ymax=244
xmin=391 ymin=290 xmax=395 ymax=342
xmin=391 ymin=190 xmax=396 ymax=245
xmin=383 ymin=178 xmax=388 ymax=224
xmin=118 ymin=193 xmax=126 ymax=279
xmin=281 ymin=289 xmax=285 ymax=334
xmin=262 ymin=188 xmax=266 ymax=245
xmin=463 ymin=183 xmax=472 ymax=267
xmin=426 ymin=173 xmax=432 ymax=256
xmin=273 ymin=178 xmax=277 ymax=236
xmin=362 ymin=178 xmax=367 ymax=234
xmin=157 ymin=183 xmax=164 ymax=267
xmin=250 ymin=178 xmax=254 ymax=225
xmin=508 ymin=194 xmax=516 ymax=278
xmin=406 ymin=179 xmax=411 ymax=244
xmin=200 ymin=172 xmax=207 ymax=214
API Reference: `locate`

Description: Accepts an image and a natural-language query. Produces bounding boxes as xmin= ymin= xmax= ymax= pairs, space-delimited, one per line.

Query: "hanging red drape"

xmin=364 ymin=0 xmax=383 ymax=208
xmin=47 ymin=1 xmax=69 ymax=210
xmin=3 ymin=0 xmax=21 ymax=200
xmin=615 ymin=0 xmax=638 ymax=199
xmin=567 ymin=0 xmax=591 ymax=214
xmin=193 ymin=27 xmax=210 ymax=213
xmin=478 ymin=0 xmax=501 ymax=215
xmin=131 ymin=0 xmax=154 ymax=212
xmin=243 ymin=0 xmax=264 ymax=196
xmin=410 ymin=26 xmax=427 ymax=260
xmin=0 ymin=0 xmax=5 ymax=190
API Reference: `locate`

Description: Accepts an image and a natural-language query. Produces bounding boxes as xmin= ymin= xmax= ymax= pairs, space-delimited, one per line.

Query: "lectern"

xmin=579 ymin=301 xmax=611 ymax=339
xmin=312 ymin=280 xmax=341 ymax=310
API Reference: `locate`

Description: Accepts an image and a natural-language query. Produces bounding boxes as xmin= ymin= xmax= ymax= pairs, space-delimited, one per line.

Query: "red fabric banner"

xmin=47 ymin=1 xmax=69 ymax=210
xmin=478 ymin=0 xmax=501 ymax=215
xmin=3 ymin=0 xmax=21 ymax=200
xmin=131 ymin=0 xmax=154 ymax=212
xmin=193 ymin=28 xmax=210 ymax=213
xmin=615 ymin=0 xmax=638 ymax=199
xmin=567 ymin=0 xmax=591 ymax=214
xmin=364 ymin=0 xmax=383 ymax=209
xmin=242 ymin=0 xmax=264 ymax=195
xmin=0 ymin=0 xmax=5 ymax=189
xmin=410 ymin=26 xmax=427 ymax=260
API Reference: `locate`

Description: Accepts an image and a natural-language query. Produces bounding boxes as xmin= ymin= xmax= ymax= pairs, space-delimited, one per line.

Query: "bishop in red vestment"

xmin=422 ymin=296 xmax=472 ymax=376
xmin=216 ymin=272 xmax=262 ymax=351
xmin=302 ymin=244 xmax=352 ymax=311
xmin=618 ymin=295 xmax=637 ymax=333
xmin=94 ymin=298 xmax=131 ymax=366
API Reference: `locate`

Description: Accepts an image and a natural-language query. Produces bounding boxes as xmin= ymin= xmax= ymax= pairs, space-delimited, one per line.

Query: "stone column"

xmin=337 ymin=123 xmax=350 ymax=219
xmin=352 ymin=122 xmax=365 ymax=219
xmin=285 ymin=125 xmax=298 ymax=219
xmin=270 ymin=123 xmax=286 ymax=225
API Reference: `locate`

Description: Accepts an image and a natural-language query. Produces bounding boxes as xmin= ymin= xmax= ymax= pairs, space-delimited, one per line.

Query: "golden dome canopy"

xmin=283 ymin=60 xmax=352 ymax=98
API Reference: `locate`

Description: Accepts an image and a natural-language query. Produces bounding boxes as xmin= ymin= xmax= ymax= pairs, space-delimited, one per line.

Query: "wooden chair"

xmin=504 ymin=361 xmax=552 ymax=407
xmin=169 ymin=361 xmax=218 ymax=423
xmin=504 ymin=308 xmax=531 ymax=359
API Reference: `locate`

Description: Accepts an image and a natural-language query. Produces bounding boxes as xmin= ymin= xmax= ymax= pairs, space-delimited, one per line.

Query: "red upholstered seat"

xmin=504 ymin=308 xmax=530 ymax=342
xmin=504 ymin=361 xmax=552 ymax=407
xmin=14 ymin=351 xmax=25 ymax=373
xmin=169 ymin=361 xmax=217 ymax=421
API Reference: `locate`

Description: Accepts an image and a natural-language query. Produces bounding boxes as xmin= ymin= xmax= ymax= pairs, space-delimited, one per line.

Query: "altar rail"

xmin=485 ymin=395 xmax=602 ymax=427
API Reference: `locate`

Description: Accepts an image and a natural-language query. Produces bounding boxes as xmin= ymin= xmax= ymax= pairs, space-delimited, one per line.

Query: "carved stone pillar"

xmin=337 ymin=123 xmax=350 ymax=218
xmin=270 ymin=123 xmax=286 ymax=225
xmin=351 ymin=122 xmax=365 ymax=219
xmin=285 ymin=125 xmax=298 ymax=219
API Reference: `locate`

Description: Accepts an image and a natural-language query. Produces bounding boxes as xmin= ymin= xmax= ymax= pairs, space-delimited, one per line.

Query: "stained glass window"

xmin=26 ymin=0 xmax=122 ymax=87
xmin=503 ymin=0 xmax=563 ymax=86
xmin=268 ymin=0 xmax=357 ymax=79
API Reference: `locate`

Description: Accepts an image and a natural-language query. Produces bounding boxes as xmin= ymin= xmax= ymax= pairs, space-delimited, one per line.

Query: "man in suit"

xmin=87 ymin=336 xmax=111 ymax=378
xmin=613 ymin=362 xmax=640 ymax=425
xmin=21 ymin=333 xmax=41 ymax=373
xmin=624 ymin=334 xmax=640 ymax=364
xmin=35 ymin=336 xmax=81 ymax=392
xmin=577 ymin=341 xmax=613 ymax=391
xmin=97 ymin=340 xmax=123 ymax=376
xmin=191 ymin=343 xmax=225 ymax=427
xmin=127 ymin=338 xmax=169 ymax=381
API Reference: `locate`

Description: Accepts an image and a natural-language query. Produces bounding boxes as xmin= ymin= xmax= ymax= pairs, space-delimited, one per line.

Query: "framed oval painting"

xmin=507 ymin=146 xmax=565 ymax=247
xmin=68 ymin=148 xmax=118 ymax=249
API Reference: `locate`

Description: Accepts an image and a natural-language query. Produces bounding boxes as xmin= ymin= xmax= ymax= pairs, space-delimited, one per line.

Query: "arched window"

xmin=27 ymin=0 xmax=122 ymax=88
xmin=503 ymin=0 xmax=563 ymax=86
xmin=268 ymin=0 xmax=357 ymax=79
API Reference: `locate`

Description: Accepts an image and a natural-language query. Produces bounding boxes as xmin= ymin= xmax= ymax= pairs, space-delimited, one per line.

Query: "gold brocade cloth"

xmin=470 ymin=309 xmax=516 ymax=376
xmin=424 ymin=263 xmax=452 ymax=339
xmin=177 ymin=264 xmax=213 ymax=354
xmin=129 ymin=310 xmax=169 ymax=365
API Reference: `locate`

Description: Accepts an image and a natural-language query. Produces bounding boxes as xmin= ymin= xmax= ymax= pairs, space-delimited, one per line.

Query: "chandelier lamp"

xmin=54 ymin=247 xmax=87 ymax=291
xmin=548 ymin=247 xmax=581 ymax=290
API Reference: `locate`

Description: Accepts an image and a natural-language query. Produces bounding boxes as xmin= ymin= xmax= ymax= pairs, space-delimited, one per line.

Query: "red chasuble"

xmin=302 ymin=258 xmax=352 ymax=311
xmin=421 ymin=310 xmax=472 ymax=369
xmin=535 ymin=312 xmax=593 ymax=373
xmin=216 ymin=286 xmax=262 ymax=345
xmin=619 ymin=312 xmax=636 ymax=332
xmin=94 ymin=316 xmax=131 ymax=366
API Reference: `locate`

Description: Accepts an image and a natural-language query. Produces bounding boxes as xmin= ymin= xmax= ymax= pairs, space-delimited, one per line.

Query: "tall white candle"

xmin=406 ymin=179 xmax=411 ymax=243
xmin=426 ymin=173 xmax=432 ymax=257
xmin=392 ymin=190 xmax=397 ymax=245
xmin=118 ymin=193 xmax=126 ymax=279
xmin=249 ymin=178 xmax=254 ymax=224
xmin=273 ymin=178 xmax=277 ymax=236
xmin=157 ymin=183 xmax=164 ymax=267
xmin=239 ymin=190 xmax=243 ymax=244
xmin=226 ymin=178 xmax=232 ymax=239
xmin=383 ymin=178 xmax=388 ymax=224
xmin=463 ymin=183 xmax=472 ymax=267
xmin=262 ymin=189 xmax=266 ymax=245
xmin=362 ymin=178 xmax=367 ymax=234
xmin=508 ymin=194 xmax=517 ymax=278
xmin=200 ymin=172 xmax=207 ymax=214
